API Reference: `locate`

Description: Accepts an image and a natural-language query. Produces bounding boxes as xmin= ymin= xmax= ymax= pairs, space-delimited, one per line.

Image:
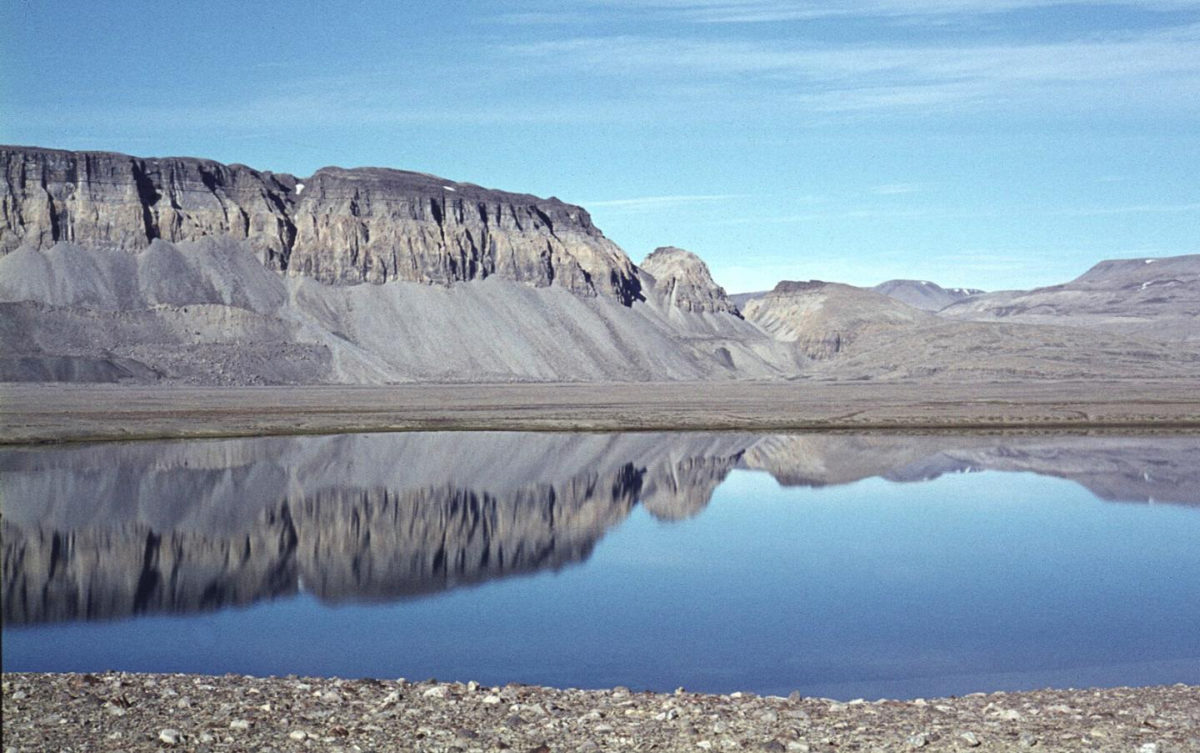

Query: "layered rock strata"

xmin=1 ymin=146 xmax=642 ymax=303
xmin=640 ymin=246 xmax=741 ymax=316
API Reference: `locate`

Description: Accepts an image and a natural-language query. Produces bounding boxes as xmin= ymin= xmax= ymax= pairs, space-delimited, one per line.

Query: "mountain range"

xmin=2 ymin=145 xmax=1196 ymax=384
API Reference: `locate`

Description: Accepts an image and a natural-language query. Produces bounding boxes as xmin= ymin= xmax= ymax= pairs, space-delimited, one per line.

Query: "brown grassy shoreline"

xmin=4 ymin=380 xmax=1200 ymax=444
xmin=3 ymin=672 xmax=1198 ymax=752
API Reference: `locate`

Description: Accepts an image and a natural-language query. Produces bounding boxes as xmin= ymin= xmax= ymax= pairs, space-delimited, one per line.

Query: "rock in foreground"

xmin=3 ymin=673 xmax=1197 ymax=752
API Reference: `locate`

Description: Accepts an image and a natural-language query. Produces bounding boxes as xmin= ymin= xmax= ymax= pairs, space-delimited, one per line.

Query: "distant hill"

xmin=742 ymin=280 xmax=933 ymax=359
xmin=872 ymin=279 xmax=984 ymax=311
xmin=741 ymin=279 xmax=1200 ymax=380
xmin=939 ymin=254 xmax=1200 ymax=341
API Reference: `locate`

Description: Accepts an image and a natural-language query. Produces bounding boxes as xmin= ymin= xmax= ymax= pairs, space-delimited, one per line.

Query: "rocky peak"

xmin=640 ymin=245 xmax=740 ymax=317
xmin=1 ymin=146 xmax=643 ymax=305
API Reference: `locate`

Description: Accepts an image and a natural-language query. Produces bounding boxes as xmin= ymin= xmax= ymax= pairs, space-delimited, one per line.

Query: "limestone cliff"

xmin=1 ymin=146 xmax=642 ymax=304
xmin=1 ymin=147 xmax=297 ymax=268
xmin=640 ymin=246 xmax=740 ymax=317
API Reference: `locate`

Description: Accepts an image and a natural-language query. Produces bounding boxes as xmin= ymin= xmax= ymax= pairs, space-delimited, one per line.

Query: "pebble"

xmin=158 ymin=728 xmax=181 ymax=745
xmin=3 ymin=672 xmax=1196 ymax=753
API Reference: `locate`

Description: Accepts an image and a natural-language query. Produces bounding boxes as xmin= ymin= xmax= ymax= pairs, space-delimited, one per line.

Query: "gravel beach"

xmin=3 ymin=673 xmax=1197 ymax=752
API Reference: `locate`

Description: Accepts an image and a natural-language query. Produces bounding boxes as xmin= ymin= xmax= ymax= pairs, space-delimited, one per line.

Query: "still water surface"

xmin=3 ymin=432 xmax=1199 ymax=699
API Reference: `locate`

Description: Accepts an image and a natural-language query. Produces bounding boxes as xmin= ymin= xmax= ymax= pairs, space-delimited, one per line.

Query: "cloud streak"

xmin=584 ymin=194 xmax=749 ymax=210
xmin=584 ymin=0 xmax=1200 ymax=24
xmin=502 ymin=22 xmax=1200 ymax=118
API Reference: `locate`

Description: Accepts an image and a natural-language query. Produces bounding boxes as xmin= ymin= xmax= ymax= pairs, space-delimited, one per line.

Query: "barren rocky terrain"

xmin=3 ymin=146 xmax=1198 ymax=385
xmin=4 ymin=673 xmax=1198 ymax=752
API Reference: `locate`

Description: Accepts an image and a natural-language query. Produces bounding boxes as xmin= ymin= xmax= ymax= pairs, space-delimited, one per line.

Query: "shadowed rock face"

xmin=1 ymin=146 xmax=642 ymax=304
xmin=3 ymin=432 xmax=1197 ymax=626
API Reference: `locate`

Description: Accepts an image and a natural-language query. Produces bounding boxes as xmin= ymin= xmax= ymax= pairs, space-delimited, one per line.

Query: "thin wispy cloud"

xmin=586 ymin=0 xmax=1200 ymax=24
xmin=1051 ymin=202 xmax=1200 ymax=216
xmin=502 ymin=23 xmax=1200 ymax=117
xmin=584 ymin=194 xmax=749 ymax=210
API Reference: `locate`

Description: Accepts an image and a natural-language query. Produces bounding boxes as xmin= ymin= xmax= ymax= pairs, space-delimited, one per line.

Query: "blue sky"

xmin=3 ymin=0 xmax=1198 ymax=292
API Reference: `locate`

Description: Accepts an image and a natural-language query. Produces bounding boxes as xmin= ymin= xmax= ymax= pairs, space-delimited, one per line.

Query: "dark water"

xmin=3 ymin=432 xmax=1199 ymax=700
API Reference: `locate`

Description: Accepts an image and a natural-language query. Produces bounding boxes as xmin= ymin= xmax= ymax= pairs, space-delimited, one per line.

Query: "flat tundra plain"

xmin=3 ymin=379 xmax=1200 ymax=444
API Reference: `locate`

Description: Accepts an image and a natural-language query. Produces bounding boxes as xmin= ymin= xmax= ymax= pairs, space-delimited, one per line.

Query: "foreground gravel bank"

xmin=3 ymin=673 xmax=1197 ymax=752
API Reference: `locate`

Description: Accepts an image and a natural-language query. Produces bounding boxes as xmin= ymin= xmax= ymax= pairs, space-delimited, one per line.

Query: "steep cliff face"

xmin=0 ymin=146 xmax=642 ymax=304
xmin=640 ymin=246 xmax=741 ymax=317
xmin=289 ymin=167 xmax=641 ymax=303
xmin=1 ymin=146 xmax=297 ymax=268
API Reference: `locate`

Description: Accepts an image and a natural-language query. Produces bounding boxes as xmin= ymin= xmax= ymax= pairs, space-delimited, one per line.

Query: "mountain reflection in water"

xmin=3 ymin=432 xmax=1198 ymax=626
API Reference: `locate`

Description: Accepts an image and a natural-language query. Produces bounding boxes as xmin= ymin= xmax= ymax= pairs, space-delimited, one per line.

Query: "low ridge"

xmin=939 ymin=254 xmax=1200 ymax=340
xmin=872 ymin=279 xmax=983 ymax=311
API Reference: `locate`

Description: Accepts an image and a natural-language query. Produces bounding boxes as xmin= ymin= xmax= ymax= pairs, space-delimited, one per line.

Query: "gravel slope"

xmin=3 ymin=673 xmax=1197 ymax=752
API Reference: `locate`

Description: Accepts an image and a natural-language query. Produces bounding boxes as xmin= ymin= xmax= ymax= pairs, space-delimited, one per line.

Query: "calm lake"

xmin=3 ymin=432 xmax=1199 ymax=700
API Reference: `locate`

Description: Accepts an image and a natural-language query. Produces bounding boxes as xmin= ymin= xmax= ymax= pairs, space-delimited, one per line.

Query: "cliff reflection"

xmin=3 ymin=432 xmax=1197 ymax=625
